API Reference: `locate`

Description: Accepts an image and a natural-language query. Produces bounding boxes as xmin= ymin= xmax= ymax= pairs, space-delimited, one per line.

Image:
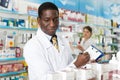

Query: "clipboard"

xmin=84 ymin=45 xmax=104 ymax=61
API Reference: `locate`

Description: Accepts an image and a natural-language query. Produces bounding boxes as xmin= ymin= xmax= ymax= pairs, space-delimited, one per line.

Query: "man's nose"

xmin=50 ymin=20 xmax=55 ymax=27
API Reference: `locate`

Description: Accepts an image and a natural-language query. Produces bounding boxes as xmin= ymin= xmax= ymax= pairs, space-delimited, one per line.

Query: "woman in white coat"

xmin=23 ymin=2 xmax=90 ymax=80
xmin=77 ymin=26 xmax=95 ymax=53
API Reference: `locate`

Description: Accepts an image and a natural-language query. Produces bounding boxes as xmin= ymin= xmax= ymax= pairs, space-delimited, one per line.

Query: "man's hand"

xmin=74 ymin=52 xmax=90 ymax=68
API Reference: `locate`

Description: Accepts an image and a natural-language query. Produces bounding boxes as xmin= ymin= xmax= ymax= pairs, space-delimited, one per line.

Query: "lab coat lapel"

xmin=36 ymin=28 xmax=52 ymax=49
xmin=57 ymin=37 xmax=65 ymax=53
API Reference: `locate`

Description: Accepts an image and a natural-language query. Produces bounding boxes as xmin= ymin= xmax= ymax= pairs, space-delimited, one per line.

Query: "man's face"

xmin=38 ymin=10 xmax=59 ymax=36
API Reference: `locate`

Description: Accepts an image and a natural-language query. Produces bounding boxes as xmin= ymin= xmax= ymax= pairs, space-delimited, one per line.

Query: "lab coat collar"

xmin=36 ymin=28 xmax=65 ymax=52
xmin=36 ymin=28 xmax=52 ymax=49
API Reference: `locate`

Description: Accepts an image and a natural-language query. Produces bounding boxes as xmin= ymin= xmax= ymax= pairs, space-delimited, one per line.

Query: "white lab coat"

xmin=23 ymin=28 xmax=75 ymax=80
xmin=80 ymin=37 xmax=95 ymax=50
xmin=117 ymin=51 xmax=120 ymax=61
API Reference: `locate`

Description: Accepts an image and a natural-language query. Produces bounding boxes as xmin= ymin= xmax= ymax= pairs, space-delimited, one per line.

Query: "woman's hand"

xmin=77 ymin=44 xmax=84 ymax=51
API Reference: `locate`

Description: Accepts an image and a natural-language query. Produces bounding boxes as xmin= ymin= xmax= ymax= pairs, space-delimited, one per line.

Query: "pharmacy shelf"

xmin=0 ymin=9 xmax=37 ymax=18
xmin=96 ymin=43 xmax=119 ymax=47
xmin=0 ymin=57 xmax=24 ymax=62
xmin=0 ymin=25 xmax=37 ymax=31
xmin=60 ymin=19 xmax=112 ymax=29
xmin=0 ymin=70 xmax=26 ymax=77
xmin=113 ymin=28 xmax=120 ymax=33
xmin=108 ymin=43 xmax=119 ymax=47
xmin=0 ymin=10 xmax=28 ymax=20
xmin=96 ymin=43 xmax=105 ymax=46
xmin=0 ymin=9 xmax=27 ymax=15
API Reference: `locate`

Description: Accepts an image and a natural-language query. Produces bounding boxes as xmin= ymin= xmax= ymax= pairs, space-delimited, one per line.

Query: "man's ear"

xmin=37 ymin=17 xmax=40 ymax=25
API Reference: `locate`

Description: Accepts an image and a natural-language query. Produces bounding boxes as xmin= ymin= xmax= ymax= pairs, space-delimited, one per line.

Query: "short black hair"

xmin=38 ymin=2 xmax=59 ymax=18
xmin=83 ymin=26 xmax=92 ymax=33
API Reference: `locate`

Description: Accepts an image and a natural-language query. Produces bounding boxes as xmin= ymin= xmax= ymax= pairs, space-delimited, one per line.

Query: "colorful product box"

xmin=28 ymin=16 xmax=38 ymax=28
xmin=6 ymin=35 xmax=15 ymax=48
xmin=2 ymin=18 xmax=17 ymax=27
xmin=17 ymin=19 xmax=25 ymax=27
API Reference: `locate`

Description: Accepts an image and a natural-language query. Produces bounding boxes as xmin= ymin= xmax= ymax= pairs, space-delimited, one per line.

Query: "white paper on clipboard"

xmin=84 ymin=45 xmax=104 ymax=61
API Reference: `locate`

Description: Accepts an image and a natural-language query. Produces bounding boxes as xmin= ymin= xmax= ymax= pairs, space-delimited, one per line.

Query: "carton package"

xmin=47 ymin=72 xmax=62 ymax=80
xmin=74 ymin=68 xmax=96 ymax=80
xmin=58 ymin=70 xmax=75 ymax=80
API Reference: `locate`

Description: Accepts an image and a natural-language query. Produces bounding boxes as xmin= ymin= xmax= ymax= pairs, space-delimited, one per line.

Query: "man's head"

xmin=37 ymin=2 xmax=59 ymax=36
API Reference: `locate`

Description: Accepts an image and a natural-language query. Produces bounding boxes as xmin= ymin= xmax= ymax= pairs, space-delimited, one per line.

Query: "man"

xmin=23 ymin=2 xmax=90 ymax=80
